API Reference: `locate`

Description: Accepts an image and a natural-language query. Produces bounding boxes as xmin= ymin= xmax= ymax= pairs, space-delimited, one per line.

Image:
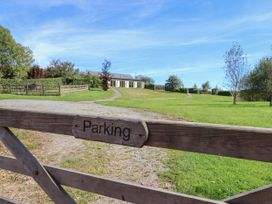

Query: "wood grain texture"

xmin=0 ymin=155 xmax=226 ymax=204
xmin=223 ymin=184 xmax=272 ymax=204
xmin=0 ymin=127 xmax=76 ymax=204
xmin=0 ymin=109 xmax=74 ymax=135
xmin=146 ymin=120 xmax=272 ymax=162
xmin=72 ymin=115 xmax=148 ymax=147
xmin=0 ymin=197 xmax=19 ymax=204
xmin=0 ymin=108 xmax=272 ymax=162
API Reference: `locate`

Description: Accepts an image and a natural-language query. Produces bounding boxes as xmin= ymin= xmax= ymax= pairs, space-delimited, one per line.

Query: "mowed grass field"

xmin=0 ymin=88 xmax=114 ymax=102
xmin=102 ymin=88 xmax=272 ymax=200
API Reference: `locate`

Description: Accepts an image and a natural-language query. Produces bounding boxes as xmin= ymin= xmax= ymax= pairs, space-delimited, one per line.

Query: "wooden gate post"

xmin=0 ymin=127 xmax=76 ymax=204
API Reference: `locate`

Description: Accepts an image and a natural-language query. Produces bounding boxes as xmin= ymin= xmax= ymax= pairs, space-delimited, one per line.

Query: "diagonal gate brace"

xmin=0 ymin=127 xmax=76 ymax=204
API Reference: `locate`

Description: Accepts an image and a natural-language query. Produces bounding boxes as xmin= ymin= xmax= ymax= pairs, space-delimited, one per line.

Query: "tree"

xmin=201 ymin=81 xmax=211 ymax=92
xmin=0 ymin=25 xmax=34 ymax=79
xmin=165 ymin=75 xmax=182 ymax=91
xmin=84 ymin=72 xmax=101 ymax=88
xmin=242 ymin=57 xmax=272 ymax=106
xmin=46 ymin=59 xmax=79 ymax=83
xmin=223 ymin=42 xmax=247 ymax=104
xmin=193 ymin=84 xmax=198 ymax=89
xmin=100 ymin=59 xmax=111 ymax=91
xmin=135 ymin=75 xmax=155 ymax=85
xmin=28 ymin=65 xmax=45 ymax=79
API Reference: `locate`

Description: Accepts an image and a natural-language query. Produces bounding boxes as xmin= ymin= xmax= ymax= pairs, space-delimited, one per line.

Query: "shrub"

xmin=239 ymin=89 xmax=265 ymax=101
xmin=188 ymin=88 xmax=200 ymax=94
xmin=179 ymin=88 xmax=188 ymax=93
xmin=145 ymin=83 xmax=155 ymax=90
xmin=217 ymin=90 xmax=232 ymax=96
xmin=28 ymin=65 xmax=45 ymax=79
xmin=0 ymin=78 xmax=63 ymax=94
xmin=70 ymin=74 xmax=101 ymax=88
xmin=154 ymin=85 xmax=165 ymax=91
xmin=212 ymin=88 xmax=220 ymax=95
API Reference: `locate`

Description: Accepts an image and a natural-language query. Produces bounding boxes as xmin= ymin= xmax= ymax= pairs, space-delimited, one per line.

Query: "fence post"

xmin=26 ymin=80 xmax=28 ymax=95
xmin=41 ymin=82 xmax=45 ymax=96
xmin=58 ymin=83 xmax=61 ymax=96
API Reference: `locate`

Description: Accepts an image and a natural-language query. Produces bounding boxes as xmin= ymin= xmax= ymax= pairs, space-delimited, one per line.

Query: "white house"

xmin=90 ymin=72 xmax=145 ymax=88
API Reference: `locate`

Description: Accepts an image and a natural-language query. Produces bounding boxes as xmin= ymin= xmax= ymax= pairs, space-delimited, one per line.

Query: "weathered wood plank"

xmin=223 ymin=184 xmax=272 ymax=204
xmin=0 ymin=127 xmax=76 ymax=204
xmin=0 ymin=109 xmax=272 ymax=162
xmin=145 ymin=120 xmax=272 ymax=162
xmin=0 ymin=155 xmax=226 ymax=204
xmin=72 ymin=115 xmax=148 ymax=147
xmin=0 ymin=197 xmax=20 ymax=204
xmin=0 ymin=109 xmax=75 ymax=135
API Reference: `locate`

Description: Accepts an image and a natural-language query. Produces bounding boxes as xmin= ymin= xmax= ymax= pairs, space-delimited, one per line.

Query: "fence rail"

xmin=60 ymin=84 xmax=88 ymax=96
xmin=0 ymin=108 xmax=271 ymax=204
xmin=0 ymin=84 xmax=88 ymax=96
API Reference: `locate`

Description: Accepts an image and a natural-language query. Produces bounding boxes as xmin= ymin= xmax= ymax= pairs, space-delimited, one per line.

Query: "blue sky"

xmin=1 ymin=0 xmax=272 ymax=87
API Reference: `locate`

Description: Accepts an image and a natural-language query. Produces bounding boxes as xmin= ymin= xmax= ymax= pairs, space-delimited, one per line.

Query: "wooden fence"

xmin=0 ymin=108 xmax=271 ymax=204
xmin=0 ymin=84 xmax=88 ymax=96
xmin=59 ymin=85 xmax=89 ymax=96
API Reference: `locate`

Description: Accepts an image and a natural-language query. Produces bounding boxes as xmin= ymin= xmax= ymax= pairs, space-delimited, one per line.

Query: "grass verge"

xmin=102 ymin=88 xmax=272 ymax=199
xmin=0 ymin=88 xmax=114 ymax=102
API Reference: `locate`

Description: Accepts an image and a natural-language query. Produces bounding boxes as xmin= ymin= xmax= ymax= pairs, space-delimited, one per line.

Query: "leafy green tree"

xmin=135 ymin=75 xmax=155 ymax=84
xmin=0 ymin=25 xmax=34 ymax=79
xmin=46 ymin=59 xmax=79 ymax=84
xmin=100 ymin=59 xmax=111 ymax=91
xmin=223 ymin=42 xmax=247 ymax=105
xmin=242 ymin=57 xmax=272 ymax=106
xmin=165 ymin=75 xmax=182 ymax=91
xmin=84 ymin=73 xmax=101 ymax=88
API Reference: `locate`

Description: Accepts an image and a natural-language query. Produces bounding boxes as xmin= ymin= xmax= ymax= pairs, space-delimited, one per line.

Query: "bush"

xmin=70 ymin=74 xmax=101 ymax=88
xmin=28 ymin=65 xmax=45 ymax=79
xmin=145 ymin=83 xmax=155 ymax=90
xmin=188 ymin=88 xmax=200 ymax=94
xmin=154 ymin=85 xmax=165 ymax=91
xmin=179 ymin=88 xmax=188 ymax=93
xmin=239 ymin=89 xmax=264 ymax=101
xmin=217 ymin=90 xmax=232 ymax=96
xmin=212 ymin=88 xmax=220 ymax=95
xmin=0 ymin=78 xmax=63 ymax=94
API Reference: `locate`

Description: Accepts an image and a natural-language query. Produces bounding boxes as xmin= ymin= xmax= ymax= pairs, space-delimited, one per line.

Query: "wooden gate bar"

xmin=0 ymin=127 xmax=76 ymax=204
xmin=223 ymin=184 xmax=272 ymax=204
xmin=0 ymin=109 xmax=272 ymax=162
xmin=0 ymin=197 xmax=19 ymax=204
xmin=0 ymin=155 xmax=226 ymax=204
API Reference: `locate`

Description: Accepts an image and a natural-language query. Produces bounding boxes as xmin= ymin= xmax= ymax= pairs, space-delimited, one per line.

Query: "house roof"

xmin=89 ymin=71 xmax=142 ymax=81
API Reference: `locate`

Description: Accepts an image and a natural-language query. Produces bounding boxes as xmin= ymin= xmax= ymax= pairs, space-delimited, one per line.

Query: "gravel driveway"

xmin=0 ymin=99 xmax=173 ymax=204
xmin=0 ymin=99 xmax=163 ymax=120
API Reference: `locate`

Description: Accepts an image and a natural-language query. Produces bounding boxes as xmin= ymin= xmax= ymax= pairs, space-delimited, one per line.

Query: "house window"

xmin=111 ymin=80 xmax=116 ymax=87
xmin=120 ymin=81 xmax=125 ymax=87
xmin=129 ymin=81 xmax=133 ymax=88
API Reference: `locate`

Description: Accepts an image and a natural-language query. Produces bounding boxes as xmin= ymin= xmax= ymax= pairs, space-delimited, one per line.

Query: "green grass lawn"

xmin=101 ymin=88 xmax=272 ymax=127
xmin=101 ymin=88 xmax=272 ymax=200
xmin=0 ymin=88 xmax=114 ymax=102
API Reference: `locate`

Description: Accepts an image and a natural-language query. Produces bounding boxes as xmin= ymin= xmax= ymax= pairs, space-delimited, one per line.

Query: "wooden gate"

xmin=0 ymin=108 xmax=271 ymax=204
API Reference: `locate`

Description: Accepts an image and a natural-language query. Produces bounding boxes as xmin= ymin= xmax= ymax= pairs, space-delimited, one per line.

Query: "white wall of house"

xmin=110 ymin=79 xmax=144 ymax=88
xmin=133 ymin=81 xmax=138 ymax=88
xmin=115 ymin=80 xmax=120 ymax=88
xmin=125 ymin=81 xmax=129 ymax=88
